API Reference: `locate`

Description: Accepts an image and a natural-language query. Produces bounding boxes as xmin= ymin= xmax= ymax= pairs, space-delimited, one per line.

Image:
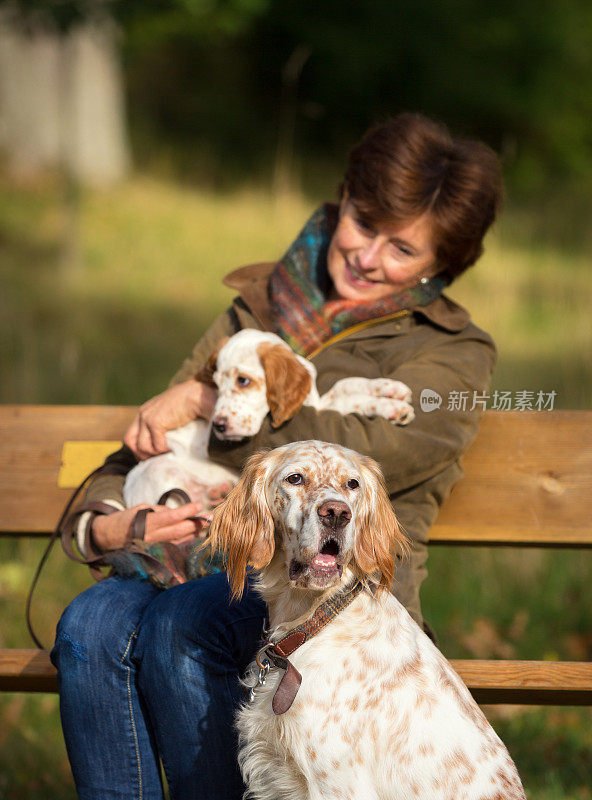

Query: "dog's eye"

xmin=285 ymin=473 xmax=304 ymax=486
xmin=236 ymin=375 xmax=251 ymax=387
xmin=346 ymin=478 xmax=360 ymax=490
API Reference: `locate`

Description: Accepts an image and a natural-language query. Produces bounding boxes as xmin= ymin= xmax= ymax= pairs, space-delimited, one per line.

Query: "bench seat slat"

xmin=451 ymin=659 xmax=592 ymax=705
xmin=0 ymin=649 xmax=59 ymax=693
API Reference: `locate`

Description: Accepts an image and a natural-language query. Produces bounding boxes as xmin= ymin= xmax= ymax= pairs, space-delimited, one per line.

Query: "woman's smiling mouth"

xmin=345 ymin=260 xmax=381 ymax=287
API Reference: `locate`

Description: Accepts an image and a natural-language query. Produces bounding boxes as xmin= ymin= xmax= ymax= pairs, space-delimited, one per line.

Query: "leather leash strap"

xmin=28 ymin=463 xmax=128 ymax=649
xmin=158 ymin=488 xmax=192 ymax=506
xmin=262 ymin=580 xmax=364 ymax=715
xmin=132 ymin=487 xmax=194 ymax=539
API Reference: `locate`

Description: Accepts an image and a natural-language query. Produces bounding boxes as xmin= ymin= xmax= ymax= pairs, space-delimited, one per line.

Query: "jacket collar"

xmin=223 ymin=262 xmax=470 ymax=334
xmin=413 ymin=293 xmax=470 ymax=331
xmin=223 ymin=262 xmax=275 ymax=330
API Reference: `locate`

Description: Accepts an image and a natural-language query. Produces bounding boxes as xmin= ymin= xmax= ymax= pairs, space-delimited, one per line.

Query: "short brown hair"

xmin=343 ymin=114 xmax=503 ymax=280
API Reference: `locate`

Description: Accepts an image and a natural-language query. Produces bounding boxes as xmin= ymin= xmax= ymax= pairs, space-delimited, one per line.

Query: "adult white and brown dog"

xmin=207 ymin=441 xmax=526 ymax=800
xmin=123 ymin=329 xmax=414 ymax=509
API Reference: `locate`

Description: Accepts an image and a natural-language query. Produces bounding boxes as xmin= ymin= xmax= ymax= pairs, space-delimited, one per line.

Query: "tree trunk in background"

xmin=0 ymin=14 xmax=130 ymax=185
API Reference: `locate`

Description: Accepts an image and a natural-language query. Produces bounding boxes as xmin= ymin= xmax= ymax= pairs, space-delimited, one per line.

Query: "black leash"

xmin=25 ymin=464 xmax=125 ymax=650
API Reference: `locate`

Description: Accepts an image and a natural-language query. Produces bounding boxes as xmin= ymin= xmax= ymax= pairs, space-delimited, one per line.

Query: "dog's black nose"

xmin=213 ymin=418 xmax=227 ymax=434
xmin=317 ymin=500 xmax=351 ymax=529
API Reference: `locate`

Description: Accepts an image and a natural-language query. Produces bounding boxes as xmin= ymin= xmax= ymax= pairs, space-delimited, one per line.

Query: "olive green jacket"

xmin=83 ymin=262 xmax=496 ymax=627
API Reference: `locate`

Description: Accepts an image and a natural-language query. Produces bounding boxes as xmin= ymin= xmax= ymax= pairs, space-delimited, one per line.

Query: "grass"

xmin=0 ymin=539 xmax=91 ymax=800
xmin=1 ymin=170 xmax=591 ymax=798
xmin=1 ymin=175 xmax=318 ymax=404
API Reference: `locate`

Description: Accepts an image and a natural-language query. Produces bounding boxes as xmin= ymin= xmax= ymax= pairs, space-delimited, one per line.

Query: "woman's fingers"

xmin=135 ymin=414 xmax=169 ymax=460
xmin=125 ymin=408 xmax=170 ymax=460
xmin=91 ymin=504 xmax=152 ymax=551
xmin=91 ymin=503 xmax=212 ymax=553
xmin=150 ymin=502 xmax=203 ymax=518
xmin=144 ymin=503 xmax=210 ymax=544
xmin=146 ymin=517 xmax=202 ymax=543
xmin=124 ymin=380 xmax=216 ymax=460
xmin=123 ymin=415 xmax=141 ymax=455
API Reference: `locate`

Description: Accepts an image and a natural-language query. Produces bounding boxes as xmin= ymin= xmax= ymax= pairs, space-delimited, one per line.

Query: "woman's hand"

xmin=124 ymin=380 xmax=217 ymax=459
xmin=92 ymin=502 xmax=211 ymax=552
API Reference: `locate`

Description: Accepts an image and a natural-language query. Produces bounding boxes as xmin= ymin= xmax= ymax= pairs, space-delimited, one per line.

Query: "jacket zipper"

xmin=306 ymin=309 xmax=411 ymax=360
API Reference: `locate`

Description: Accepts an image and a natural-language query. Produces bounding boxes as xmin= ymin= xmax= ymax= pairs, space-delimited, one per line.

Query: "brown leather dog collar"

xmin=256 ymin=580 xmax=364 ymax=714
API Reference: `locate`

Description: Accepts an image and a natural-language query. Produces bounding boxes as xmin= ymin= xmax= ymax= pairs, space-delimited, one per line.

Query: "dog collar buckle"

xmin=246 ymin=643 xmax=303 ymax=714
xmin=247 ymin=646 xmax=273 ymax=705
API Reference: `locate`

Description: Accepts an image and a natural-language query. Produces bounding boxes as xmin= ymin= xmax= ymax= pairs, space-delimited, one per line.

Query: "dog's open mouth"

xmin=213 ymin=428 xmax=249 ymax=442
xmin=289 ymin=538 xmax=343 ymax=584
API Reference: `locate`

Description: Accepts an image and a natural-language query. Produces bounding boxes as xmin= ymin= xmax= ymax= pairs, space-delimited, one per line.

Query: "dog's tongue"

xmin=311 ymin=553 xmax=338 ymax=570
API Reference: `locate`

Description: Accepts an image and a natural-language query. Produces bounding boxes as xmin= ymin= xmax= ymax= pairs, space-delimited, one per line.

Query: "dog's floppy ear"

xmin=194 ymin=337 xmax=230 ymax=387
xmin=206 ymin=451 xmax=275 ymax=599
xmin=354 ymin=455 xmax=409 ymax=592
xmin=257 ymin=343 xmax=312 ymax=428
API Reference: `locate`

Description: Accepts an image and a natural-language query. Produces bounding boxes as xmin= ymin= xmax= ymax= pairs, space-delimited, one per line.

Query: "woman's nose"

xmin=358 ymin=237 xmax=385 ymax=269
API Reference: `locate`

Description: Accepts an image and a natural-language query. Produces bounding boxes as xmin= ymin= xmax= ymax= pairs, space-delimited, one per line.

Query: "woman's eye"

xmin=395 ymin=243 xmax=413 ymax=257
xmin=285 ymin=473 xmax=304 ymax=486
xmin=346 ymin=478 xmax=360 ymax=490
xmin=236 ymin=376 xmax=251 ymax=387
xmin=355 ymin=217 xmax=374 ymax=234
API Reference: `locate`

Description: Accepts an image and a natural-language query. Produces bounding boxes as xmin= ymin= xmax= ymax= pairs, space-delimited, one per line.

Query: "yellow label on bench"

xmin=59 ymin=441 xmax=122 ymax=488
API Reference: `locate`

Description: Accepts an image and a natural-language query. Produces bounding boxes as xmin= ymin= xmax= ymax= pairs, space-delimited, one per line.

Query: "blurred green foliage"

xmin=4 ymin=0 xmax=592 ymax=200
xmin=2 ymin=0 xmax=269 ymax=36
xmin=123 ymin=0 xmax=592 ymax=197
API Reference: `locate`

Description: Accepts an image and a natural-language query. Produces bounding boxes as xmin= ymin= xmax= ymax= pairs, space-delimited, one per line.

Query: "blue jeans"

xmin=50 ymin=573 xmax=267 ymax=800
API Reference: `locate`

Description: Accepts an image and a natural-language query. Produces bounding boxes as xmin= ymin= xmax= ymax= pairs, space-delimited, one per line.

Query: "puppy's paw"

xmin=366 ymin=378 xmax=412 ymax=403
xmin=373 ymin=398 xmax=415 ymax=425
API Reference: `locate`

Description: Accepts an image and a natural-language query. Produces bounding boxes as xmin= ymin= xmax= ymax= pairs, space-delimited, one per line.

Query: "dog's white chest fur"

xmin=239 ymin=592 xmax=525 ymax=800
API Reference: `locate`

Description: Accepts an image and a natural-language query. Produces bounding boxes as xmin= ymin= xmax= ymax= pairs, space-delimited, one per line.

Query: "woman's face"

xmin=327 ymin=198 xmax=438 ymax=302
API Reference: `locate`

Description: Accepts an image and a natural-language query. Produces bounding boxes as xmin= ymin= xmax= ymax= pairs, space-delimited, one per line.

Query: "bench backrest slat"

xmin=431 ymin=410 xmax=592 ymax=546
xmin=1 ymin=406 xmax=591 ymax=545
xmin=0 ymin=405 xmax=135 ymax=534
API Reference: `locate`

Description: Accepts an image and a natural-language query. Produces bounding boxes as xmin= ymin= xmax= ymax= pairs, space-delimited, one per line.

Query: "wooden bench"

xmin=1 ymin=404 xmax=591 ymax=703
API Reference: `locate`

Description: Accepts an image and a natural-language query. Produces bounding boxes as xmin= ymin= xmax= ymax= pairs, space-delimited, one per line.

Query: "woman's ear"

xmin=257 ymin=343 xmax=312 ymax=428
xmin=194 ymin=337 xmax=230 ymax=387
xmin=353 ymin=455 xmax=408 ymax=592
xmin=206 ymin=451 xmax=274 ymax=599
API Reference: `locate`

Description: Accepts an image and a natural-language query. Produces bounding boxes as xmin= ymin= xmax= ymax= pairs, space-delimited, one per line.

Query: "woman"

xmin=52 ymin=113 xmax=502 ymax=800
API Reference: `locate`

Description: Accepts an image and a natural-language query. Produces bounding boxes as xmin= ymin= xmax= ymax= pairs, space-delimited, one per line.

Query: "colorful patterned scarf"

xmin=270 ymin=204 xmax=447 ymax=357
xmin=108 ymin=539 xmax=224 ymax=588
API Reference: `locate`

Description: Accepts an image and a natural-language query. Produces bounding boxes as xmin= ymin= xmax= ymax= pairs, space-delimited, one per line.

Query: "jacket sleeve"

xmin=207 ymin=331 xmax=496 ymax=498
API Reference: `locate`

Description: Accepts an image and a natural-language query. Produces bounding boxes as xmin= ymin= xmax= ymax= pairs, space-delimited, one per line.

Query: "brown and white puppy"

xmin=208 ymin=441 xmax=526 ymax=800
xmin=123 ymin=330 xmax=414 ymax=509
